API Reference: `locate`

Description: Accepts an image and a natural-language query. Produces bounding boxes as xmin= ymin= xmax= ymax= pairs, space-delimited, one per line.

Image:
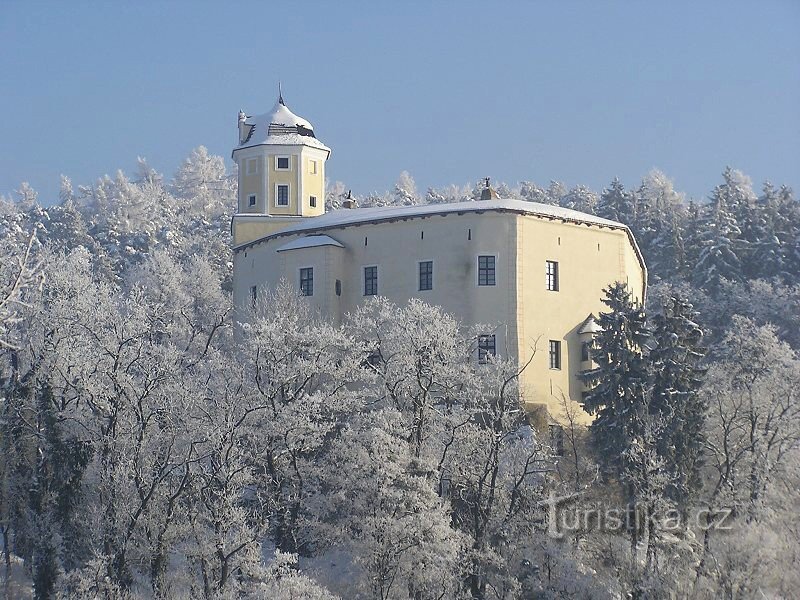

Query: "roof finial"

xmin=278 ymin=82 xmax=285 ymax=106
xmin=484 ymin=177 xmax=491 ymax=189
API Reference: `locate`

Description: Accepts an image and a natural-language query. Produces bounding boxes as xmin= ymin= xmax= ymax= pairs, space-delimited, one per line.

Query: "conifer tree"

xmin=597 ymin=177 xmax=635 ymax=224
xmin=581 ymin=282 xmax=652 ymax=479
xmin=648 ymin=296 xmax=708 ymax=507
xmin=693 ymin=183 xmax=743 ymax=292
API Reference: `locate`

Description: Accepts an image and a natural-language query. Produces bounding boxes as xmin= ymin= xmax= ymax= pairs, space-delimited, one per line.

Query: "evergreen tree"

xmin=648 ymin=296 xmax=708 ymax=507
xmin=693 ymin=183 xmax=743 ymax=292
xmin=597 ymin=177 xmax=635 ymax=224
xmin=581 ymin=282 xmax=652 ymax=479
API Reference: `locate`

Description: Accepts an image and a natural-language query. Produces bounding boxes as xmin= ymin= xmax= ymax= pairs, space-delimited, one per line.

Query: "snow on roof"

xmin=235 ymin=97 xmax=330 ymax=153
xmin=255 ymin=198 xmax=627 ymax=241
xmin=578 ymin=314 xmax=603 ymax=334
xmin=275 ymin=234 xmax=344 ymax=252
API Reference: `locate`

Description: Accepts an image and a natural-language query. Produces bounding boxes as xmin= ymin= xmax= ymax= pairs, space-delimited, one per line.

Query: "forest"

xmin=1 ymin=148 xmax=799 ymax=599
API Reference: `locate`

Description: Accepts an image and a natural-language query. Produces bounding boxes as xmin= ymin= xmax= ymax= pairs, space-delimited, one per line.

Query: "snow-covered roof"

xmin=235 ymin=96 xmax=330 ymax=154
xmin=578 ymin=314 xmax=603 ymax=334
xmin=244 ymin=199 xmax=627 ymax=244
xmin=275 ymin=234 xmax=344 ymax=252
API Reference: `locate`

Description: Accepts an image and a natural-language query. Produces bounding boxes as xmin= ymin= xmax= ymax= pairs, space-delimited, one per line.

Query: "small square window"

xmin=549 ymin=340 xmax=561 ymax=370
xmin=246 ymin=159 xmax=257 ymax=175
xmin=276 ymin=156 xmax=290 ymax=170
xmin=419 ymin=260 xmax=433 ymax=291
xmin=478 ymin=255 xmax=496 ymax=286
xmin=276 ymin=185 xmax=289 ymax=206
xmin=299 ymin=267 xmax=313 ymax=296
xmin=478 ymin=334 xmax=496 ymax=363
xmin=248 ymin=194 xmax=256 ymax=207
xmin=364 ymin=266 xmax=378 ymax=296
xmin=546 ymin=260 xmax=559 ymax=291
xmin=309 ymin=159 xmax=317 ymax=174
xmin=310 ymin=195 xmax=317 ymax=208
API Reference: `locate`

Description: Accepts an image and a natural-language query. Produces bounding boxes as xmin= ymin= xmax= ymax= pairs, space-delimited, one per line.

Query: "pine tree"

xmin=597 ymin=177 xmax=635 ymax=224
xmin=693 ymin=183 xmax=743 ymax=292
xmin=648 ymin=296 xmax=708 ymax=507
xmin=581 ymin=282 xmax=652 ymax=479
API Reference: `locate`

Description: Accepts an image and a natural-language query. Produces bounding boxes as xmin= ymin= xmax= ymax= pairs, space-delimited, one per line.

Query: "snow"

xmin=236 ymin=98 xmax=330 ymax=152
xmin=276 ymin=234 xmax=344 ymax=252
xmin=237 ymin=198 xmax=629 ymax=250
xmin=578 ymin=314 xmax=603 ymax=334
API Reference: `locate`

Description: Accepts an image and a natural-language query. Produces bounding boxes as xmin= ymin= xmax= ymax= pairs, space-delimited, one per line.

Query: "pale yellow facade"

xmin=232 ymin=204 xmax=646 ymax=425
xmin=229 ymin=96 xmax=646 ymax=425
xmin=231 ymin=96 xmax=330 ymax=245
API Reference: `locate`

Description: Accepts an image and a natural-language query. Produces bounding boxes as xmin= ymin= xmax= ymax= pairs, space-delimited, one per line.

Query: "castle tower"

xmin=231 ymin=89 xmax=331 ymax=246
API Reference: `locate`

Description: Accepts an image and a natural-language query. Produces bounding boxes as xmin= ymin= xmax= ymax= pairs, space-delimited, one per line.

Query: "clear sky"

xmin=1 ymin=1 xmax=798 ymax=205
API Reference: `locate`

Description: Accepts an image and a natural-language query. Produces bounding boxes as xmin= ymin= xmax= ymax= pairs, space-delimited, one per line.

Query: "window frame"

xmin=275 ymin=155 xmax=291 ymax=171
xmin=418 ymin=259 xmax=433 ymax=291
xmin=581 ymin=341 xmax=591 ymax=362
xmin=548 ymin=340 xmax=562 ymax=370
xmin=275 ymin=184 xmax=290 ymax=207
xmin=546 ymin=260 xmax=559 ymax=292
xmin=309 ymin=195 xmax=317 ymax=208
xmin=309 ymin=159 xmax=318 ymax=174
xmin=248 ymin=194 xmax=256 ymax=207
xmin=363 ymin=265 xmax=379 ymax=296
xmin=478 ymin=334 xmax=497 ymax=364
xmin=477 ymin=254 xmax=497 ymax=287
xmin=299 ymin=267 xmax=314 ymax=297
xmin=246 ymin=158 xmax=257 ymax=176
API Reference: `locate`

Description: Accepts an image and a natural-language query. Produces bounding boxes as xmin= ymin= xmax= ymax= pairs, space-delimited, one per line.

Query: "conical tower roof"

xmin=235 ymin=91 xmax=330 ymax=154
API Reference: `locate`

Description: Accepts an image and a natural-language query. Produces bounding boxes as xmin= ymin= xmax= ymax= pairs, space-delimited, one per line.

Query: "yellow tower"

xmin=231 ymin=89 xmax=331 ymax=246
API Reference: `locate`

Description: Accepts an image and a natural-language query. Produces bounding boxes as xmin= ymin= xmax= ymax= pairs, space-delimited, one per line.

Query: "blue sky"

xmin=1 ymin=1 xmax=798 ymax=205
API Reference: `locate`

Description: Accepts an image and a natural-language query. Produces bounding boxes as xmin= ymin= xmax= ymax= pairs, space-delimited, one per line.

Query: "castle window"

xmin=246 ymin=159 xmax=257 ymax=175
xmin=276 ymin=185 xmax=289 ymax=206
xmin=546 ymin=260 xmax=559 ymax=291
xmin=250 ymin=285 xmax=257 ymax=309
xmin=478 ymin=334 xmax=496 ymax=363
xmin=310 ymin=195 xmax=317 ymax=208
xmin=478 ymin=255 xmax=496 ymax=286
xmin=419 ymin=260 xmax=433 ymax=291
xmin=248 ymin=194 xmax=256 ymax=207
xmin=549 ymin=340 xmax=561 ymax=370
xmin=299 ymin=267 xmax=313 ymax=296
xmin=364 ymin=266 xmax=378 ymax=296
xmin=581 ymin=341 xmax=591 ymax=362
xmin=309 ymin=159 xmax=318 ymax=174
xmin=335 ymin=279 xmax=342 ymax=296
xmin=276 ymin=156 xmax=290 ymax=170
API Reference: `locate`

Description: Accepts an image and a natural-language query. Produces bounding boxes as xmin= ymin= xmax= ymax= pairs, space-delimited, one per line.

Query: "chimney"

xmin=480 ymin=177 xmax=500 ymax=201
xmin=341 ymin=190 xmax=358 ymax=209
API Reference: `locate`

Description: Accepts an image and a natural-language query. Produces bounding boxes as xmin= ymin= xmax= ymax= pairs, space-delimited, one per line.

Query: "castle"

xmin=230 ymin=92 xmax=647 ymax=424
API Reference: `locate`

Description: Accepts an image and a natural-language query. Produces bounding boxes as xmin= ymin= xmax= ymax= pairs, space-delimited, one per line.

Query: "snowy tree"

xmin=648 ymin=296 xmax=707 ymax=508
xmin=518 ymin=180 xmax=550 ymax=204
xmin=392 ymin=171 xmax=419 ymax=206
xmin=581 ymin=282 xmax=652 ymax=479
xmin=325 ymin=180 xmax=348 ymax=211
xmin=312 ymin=409 xmax=465 ymax=599
xmin=693 ymin=181 xmax=743 ymax=292
xmin=560 ymin=185 xmax=598 ymax=214
xmin=597 ymin=177 xmax=635 ymax=224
